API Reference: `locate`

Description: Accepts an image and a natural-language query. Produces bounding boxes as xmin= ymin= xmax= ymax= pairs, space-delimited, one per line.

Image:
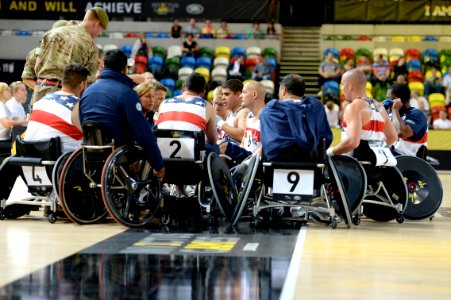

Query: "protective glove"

xmin=381 ymin=99 xmax=394 ymax=111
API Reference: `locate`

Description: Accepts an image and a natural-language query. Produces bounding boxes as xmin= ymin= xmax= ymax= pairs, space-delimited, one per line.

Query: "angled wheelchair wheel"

xmin=101 ymin=145 xmax=162 ymax=228
xmin=331 ymin=155 xmax=367 ymax=214
xmin=58 ymin=148 xmax=109 ymax=224
xmin=52 ymin=152 xmax=72 ymax=204
xmin=230 ymin=155 xmax=259 ymax=226
xmin=362 ymin=165 xmax=408 ymax=222
xmin=207 ymin=152 xmax=238 ymax=221
xmin=396 ymin=155 xmax=442 ymax=220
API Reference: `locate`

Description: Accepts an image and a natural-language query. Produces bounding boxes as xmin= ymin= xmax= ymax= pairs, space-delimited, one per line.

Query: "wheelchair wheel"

xmin=0 ymin=204 xmax=32 ymax=219
xmin=52 ymin=152 xmax=72 ymax=204
xmin=207 ymin=152 xmax=238 ymax=221
xmin=58 ymin=148 xmax=109 ymax=224
xmin=362 ymin=166 xmax=408 ymax=222
xmin=230 ymin=155 xmax=259 ymax=226
xmin=396 ymin=155 xmax=442 ymax=220
xmin=101 ymin=146 xmax=162 ymax=228
xmin=327 ymin=156 xmax=353 ymax=228
xmin=331 ymin=155 xmax=367 ymax=214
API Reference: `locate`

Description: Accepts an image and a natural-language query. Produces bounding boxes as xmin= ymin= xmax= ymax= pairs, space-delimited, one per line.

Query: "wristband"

xmin=326 ymin=147 xmax=335 ymax=156
xmin=217 ymin=120 xmax=225 ymax=129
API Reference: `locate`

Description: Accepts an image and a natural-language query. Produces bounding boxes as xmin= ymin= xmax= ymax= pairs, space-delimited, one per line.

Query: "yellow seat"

xmin=389 ymin=48 xmax=404 ymax=62
xmin=391 ymin=36 xmax=406 ymax=42
xmin=424 ymin=70 xmax=442 ymax=81
xmin=407 ymin=35 xmax=422 ymax=42
xmin=408 ymin=82 xmax=425 ymax=96
xmin=194 ymin=67 xmax=210 ymax=83
xmin=373 ymin=48 xmax=388 ymax=61
xmin=215 ymin=46 xmax=231 ymax=59
xmin=366 ymin=81 xmax=373 ymax=98
xmin=207 ymin=90 xmax=214 ymax=102
xmin=429 ymin=93 xmax=446 ymax=108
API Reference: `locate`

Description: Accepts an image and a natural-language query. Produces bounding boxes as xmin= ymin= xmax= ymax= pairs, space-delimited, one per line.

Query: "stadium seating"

xmin=152 ymin=46 xmax=167 ymax=58
xmin=389 ymin=48 xmax=404 ymax=62
xmin=211 ymin=67 xmax=228 ymax=83
xmin=262 ymin=47 xmax=278 ymax=60
xmin=161 ymin=78 xmax=176 ymax=93
xmin=373 ymin=48 xmax=388 ymax=61
xmin=195 ymin=67 xmax=211 ymax=82
xmin=261 ymin=80 xmax=275 ymax=97
xmin=181 ymin=56 xmax=196 ymax=69
xmin=339 ymin=48 xmax=355 ymax=63
xmin=199 ymin=46 xmax=214 ymax=58
xmin=231 ymin=47 xmax=246 ymax=59
xmin=196 ymin=56 xmax=212 ymax=69
xmin=167 ymin=45 xmax=182 ymax=58
xmin=405 ymin=48 xmax=421 ymax=61
xmin=246 ymin=46 xmax=262 ymax=59
xmin=408 ymin=81 xmax=425 ymax=96
xmin=215 ymin=46 xmax=231 ymax=59
xmin=213 ymin=57 xmax=229 ymax=69
xmin=120 ymin=45 xmax=133 ymax=58
xmin=148 ymin=56 xmax=164 ymax=75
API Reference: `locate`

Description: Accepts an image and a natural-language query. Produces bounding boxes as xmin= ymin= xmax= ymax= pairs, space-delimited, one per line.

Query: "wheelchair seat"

xmin=0 ymin=136 xmax=63 ymax=223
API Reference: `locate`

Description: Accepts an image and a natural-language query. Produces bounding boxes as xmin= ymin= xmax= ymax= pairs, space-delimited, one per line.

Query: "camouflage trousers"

xmin=31 ymin=81 xmax=61 ymax=106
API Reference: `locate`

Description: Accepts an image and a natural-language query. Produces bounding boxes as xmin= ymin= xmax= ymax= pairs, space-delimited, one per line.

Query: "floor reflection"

xmin=0 ymin=252 xmax=289 ymax=299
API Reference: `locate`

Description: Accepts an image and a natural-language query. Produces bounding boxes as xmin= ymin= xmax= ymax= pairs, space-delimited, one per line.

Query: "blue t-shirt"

xmin=402 ymin=107 xmax=428 ymax=142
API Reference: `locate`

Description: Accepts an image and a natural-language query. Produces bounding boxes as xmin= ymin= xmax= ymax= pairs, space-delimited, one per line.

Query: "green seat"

xmin=165 ymin=56 xmax=180 ymax=69
xmin=199 ymin=46 xmax=214 ymax=58
xmin=262 ymin=47 xmax=277 ymax=60
xmin=165 ymin=90 xmax=172 ymax=98
xmin=152 ymin=46 xmax=167 ymax=58
xmin=355 ymin=48 xmax=372 ymax=60
xmin=176 ymin=79 xmax=184 ymax=90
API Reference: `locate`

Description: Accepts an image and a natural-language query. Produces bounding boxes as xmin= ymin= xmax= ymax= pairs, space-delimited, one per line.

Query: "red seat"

xmin=245 ymin=58 xmax=258 ymax=71
xmin=405 ymin=48 xmax=421 ymax=62
xmin=407 ymin=71 xmax=424 ymax=83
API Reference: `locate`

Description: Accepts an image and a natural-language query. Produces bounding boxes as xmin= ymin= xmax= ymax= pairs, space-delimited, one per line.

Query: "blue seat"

xmin=157 ymin=32 xmax=169 ymax=38
xmin=323 ymin=80 xmax=339 ymax=98
xmin=16 ymin=30 xmax=32 ymax=36
xmin=196 ymin=57 xmax=212 ymax=69
xmin=406 ymin=59 xmax=422 ymax=72
xmin=120 ymin=45 xmax=133 ymax=58
xmin=233 ymin=34 xmax=246 ymax=40
xmin=422 ymin=48 xmax=439 ymax=64
xmin=173 ymin=89 xmax=183 ymax=97
xmin=181 ymin=56 xmax=196 ymax=69
xmin=231 ymin=47 xmax=246 ymax=58
xmin=161 ymin=78 xmax=176 ymax=93
xmin=324 ymin=48 xmax=339 ymax=60
xmin=147 ymin=56 xmax=164 ymax=74
xmin=266 ymin=57 xmax=277 ymax=70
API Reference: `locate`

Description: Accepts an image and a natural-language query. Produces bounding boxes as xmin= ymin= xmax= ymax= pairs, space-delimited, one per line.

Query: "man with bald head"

xmin=220 ymin=80 xmax=266 ymax=163
xmin=326 ymin=68 xmax=397 ymax=162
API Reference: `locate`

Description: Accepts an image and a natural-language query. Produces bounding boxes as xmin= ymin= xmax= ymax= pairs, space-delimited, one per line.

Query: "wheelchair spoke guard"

xmin=230 ymin=155 xmax=259 ymax=226
xmin=207 ymin=152 xmax=238 ymax=221
xmin=59 ymin=148 xmax=108 ymax=224
xmin=101 ymin=146 xmax=161 ymax=228
xmin=396 ymin=155 xmax=442 ymax=220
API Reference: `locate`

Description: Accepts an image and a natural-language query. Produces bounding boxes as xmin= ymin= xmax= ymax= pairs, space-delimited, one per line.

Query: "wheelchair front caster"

xmin=0 ymin=211 xmax=5 ymax=220
xmin=48 ymin=213 xmax=57 ymax=224
xmin=330 ymin=216 xmax=338 ymax=229
xmin=429 ymin=215 xmax=434 ymax=221
xmin=396 ymin=214 xmax=404 ymax=224
xmin=352 ymin=214 xmax=361 ymax=226
xmin=161 ymin=214 xmax=171 ymax=226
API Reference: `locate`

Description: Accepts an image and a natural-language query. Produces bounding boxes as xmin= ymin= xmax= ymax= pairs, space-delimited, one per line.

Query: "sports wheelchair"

xmin=0 ymin=135 xmax=68 ymax=223
xmin=230 ymin=142 xmax=362 ymax=229
xmin=154 ymin=128 xmax=238 ymax=229
xmin=58 ymin=121 xmax=162 ymax=228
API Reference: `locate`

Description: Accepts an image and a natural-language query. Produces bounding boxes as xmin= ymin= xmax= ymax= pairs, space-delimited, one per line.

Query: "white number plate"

xmin=157 ymin=138 xmax=195 ymax=159
xmin=22 ymin=166 xmax=52 ymax=186
xmin=272 ymin=169 xmax=314 ymax=195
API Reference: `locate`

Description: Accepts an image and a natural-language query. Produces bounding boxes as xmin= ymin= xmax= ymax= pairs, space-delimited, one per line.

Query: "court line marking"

xmin=279 ymin=226 xmax=307 ymax=300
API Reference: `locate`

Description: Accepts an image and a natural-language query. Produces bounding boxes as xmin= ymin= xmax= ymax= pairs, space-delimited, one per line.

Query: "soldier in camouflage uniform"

xmin=22 ymin=20 xmax=76 ymax=90
xmin=32 ymin=7 xmax=109 ymax=104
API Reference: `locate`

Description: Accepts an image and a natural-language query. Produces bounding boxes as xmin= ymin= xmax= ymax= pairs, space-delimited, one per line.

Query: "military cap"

xmin=91 ymin=7 xmax=109 ymax=30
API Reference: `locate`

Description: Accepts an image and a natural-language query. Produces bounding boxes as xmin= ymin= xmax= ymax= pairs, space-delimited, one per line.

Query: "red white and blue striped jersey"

xmin=341 ymin=103 xmax=386 ymax=142
xmin=24 ymin=93 xmax=82 ymax=153
xmin=157 ymin=96 xmax=207 ymax=131
xmin=242 ymin=112 xmax=261 ymax=153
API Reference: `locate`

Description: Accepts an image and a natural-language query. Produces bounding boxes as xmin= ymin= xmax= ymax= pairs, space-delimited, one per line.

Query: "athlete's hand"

xmin=154 ymin=167 xmax=165 ymax=181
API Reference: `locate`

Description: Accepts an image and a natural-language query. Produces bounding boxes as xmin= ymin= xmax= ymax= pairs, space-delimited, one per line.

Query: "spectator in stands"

xmin=157 ymin=72 xmax=219 ymax=154
xmin=260 ymin=74 xmax=332 ymax=162
xmin=201 ymin=19 xmax=216 ymax=38
xmin=76 ymin=49 xmax=165 ymax=180
xmin=392 ymin=56 xmax=407 ymax=82
xmin=170 ymin=18 xmax=182 ymax=38
xmin=32 ymin=7 xmax=109 ymax=104
xmin=131 ymin=32 xmax=151 ymax=59
xmin=394 ymin=73 xmax=407 ymax=84
xmin=411 ymin=89 xmax=431 ymax=125
xmin=341 ymin=58 xmax=354 ymax=75
xmin=252 ymin=55 xmax=273 ymax=81
xmin=247 ymin=21 xmax=264 ymax=39
xmin=384 ymin=83 xmax=428 ymax=157
xmin=227 ymin=55 xmax=246 ymax=81
xmin=356 ymin=54 xmax=372 ymax=80
xmin=433 ymin=109 xmax=451 ymax=129
xmin=371 ymin=53 xmax=391 ymax=87
xmin=181 ymin=33 xmax=199 ymax=58
xmin=318 ymin=52 xmax=341 ymax=87
xmin=134 ymin=82 xmax=155 ymax=124
xmin=219 ymin=81 xmax=266 ymax=163
xmin=442 ymin=65 xmax=451 ymax=106
xmin=218 ymin=79 xmax=249 ymax=145
xmin=143 ymin=72 xmax=155 ymax=83
xmin=266 ymin=19 xmax=277 ymax=39
xmin=324 ymin=98 xmax=340 ymax=128
xmin=184 ymin=18 xmax=200 ymax=38
xmin=424 ymin=64 xmax=443 ymax=96
xmin=7 ymin=81 xmax=27 ymax=121
xmin=0 ymin=82 xmax=28 ymax=152
xmin=216 ymin=20 xmax=231 ymax=39
xmin=24 ymin=64 xmax=89 ymax=153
